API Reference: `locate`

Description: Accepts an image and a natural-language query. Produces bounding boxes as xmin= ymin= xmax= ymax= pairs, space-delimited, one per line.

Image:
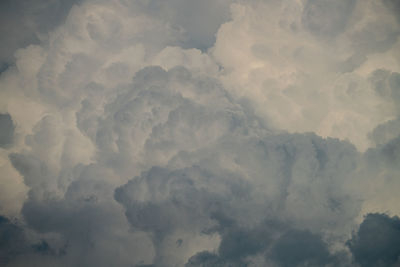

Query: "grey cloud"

xmin=380 ymin=136 xmax=400 ymax=167
xmin=185 ymin=251 xmax=229 ymax=267
xmin=350 ymin=20 xmax=400 ymax=56
xmin=302 ymin=0 xmax=399 ymax=59
xmin=7 ymin=62 xmax=364 ymax=266
xmin=365 ymin=133 xmax=400 ymax=171
xmin=185 ymin=223 xmax=343 ymax=266
xmin=338 ymin=53 xmax=368 ymax=73
xmin=347 ymin=213 xmax=400 ymax=267
xmin=185 ymin=251 xmax=248 ymax=267
xmin=302 ymin=0 xmax=356 ymax=38
xmin=0 ymin=113 xmax=15 ymax=148
xmin=369 ymin=69 xmax=400 ymax=115
xmin=0 ymin=215 xmax=56 ymax=266
xmin=368 ymin=118 xmax=400 ymax=146
xmin=368 ymin=68 xmax=400 ymax=148
xmin=9 ymin=153 xmax=52 ymax=192
xmin=116 ymin=128 xmax=361 ymax=265
xmin=185 ymin=222 xmax=273 ymax=266
xmin=120 ymin=0 xmax=233 ymax=51
xmin=0 ymin=215 xmax=27 ymax=265
xmin=269 ymin=229 xmax=337 ymax=267
xmin=1 ymin=0 xmax=400 ymax=265
xmin=0 ymin=0 xmax=81 ymax=64
xmin=0 ymin=63 xmax=10 ymax=75
xmin=218 ymin=226 xmax=270 ymax=261
xmin=10 ymin=162 xmax=155 ymax=266
xmin=105 ymin=65 xmax=362 ymax=265
xmin=84 ymin=65 xmax=262 ymax=179
xmin=383 ymin=0 xmax=400 ymax=23
xmin=114 ymin=165 xmax=251 ymax=242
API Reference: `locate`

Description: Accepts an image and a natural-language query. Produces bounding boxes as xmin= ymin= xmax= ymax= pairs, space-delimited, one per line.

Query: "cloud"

xmin=0 ymin=0 xmax=81 ymax=65
xmin=0 ymin=113 xmax=15 ymax=148
xmin=347 ymin=213 xmax=400 ymax=267
xmin=269 ymin=229 xmax=337 ymax=267
xmin=0 ymin=215 xmax=57 ymax=266
xmin=115 ymin=114 xmax=362 ymax=265
xmin=121 ymin=0 xmax=233 ymax=51
xmin=0 ymin=0 xmax=400 ymax=266
xmin=185 ymin=224 xmax=344 ymax=266
xmin=302 ymin=0 xmax=356 ymax=38
xmin=0 ymin=215 xmax=28 ymax=265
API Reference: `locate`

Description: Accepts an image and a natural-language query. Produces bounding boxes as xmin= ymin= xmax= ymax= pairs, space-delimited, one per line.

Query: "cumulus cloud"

xmin=213 ymin=0 xmax=400 ymax=150
xmin=0 ymin=0 xmax=400 ymax=266
xmin=0 ymin=0 xmax=81 ymax=65
xmin=347 ymin=213 xmax=400 ymax=267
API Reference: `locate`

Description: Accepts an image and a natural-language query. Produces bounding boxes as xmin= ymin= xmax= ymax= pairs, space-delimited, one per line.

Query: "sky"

xmin=0 ymin=0 xmax=400 ymax=266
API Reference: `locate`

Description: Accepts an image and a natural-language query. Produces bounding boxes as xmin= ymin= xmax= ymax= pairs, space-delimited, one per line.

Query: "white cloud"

xmin=213 ymin=0 xmax=400 ymax=151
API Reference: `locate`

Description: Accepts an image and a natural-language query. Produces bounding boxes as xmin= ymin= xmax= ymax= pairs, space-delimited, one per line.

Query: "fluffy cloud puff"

xmin=0 ymin=0 xmax=400 ymax=266
xmin=213 ymin=0 xmax=400 ymax=150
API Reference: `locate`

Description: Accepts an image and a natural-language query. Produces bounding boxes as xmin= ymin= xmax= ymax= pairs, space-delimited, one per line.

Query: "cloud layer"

xmin=0 ymin=0 xmax=400 ymax=266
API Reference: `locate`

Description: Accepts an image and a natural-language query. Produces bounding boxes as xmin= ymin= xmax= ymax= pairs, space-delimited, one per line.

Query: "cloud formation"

xmin=347 ymin=213 xmax=400 ymax=267
xmin=0 ymin=0 xmax=400 ymax=266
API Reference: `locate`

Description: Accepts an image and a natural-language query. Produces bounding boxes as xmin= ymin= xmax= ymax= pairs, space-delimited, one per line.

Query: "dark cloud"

xmin=7 ymin=62 xmax=363 ymax=266
xmin=186 ymin=224 xmax=343 ymax=266
xmin=185 ymin=251 xmax=240 ymax=267
xmin=8 ymin=162 xmax=156 ymax=266
xmin=114 ymin=165 xmax=252 ymax=246
xmin=347 ymin=213 xmax=400 ymax=267
xmin=121 ymin=0 xmax=232 ymax=51
xmin=0 ymin=62 xmax=10 ymax=75
xmin=0 ymin=215 xmax=55 ymax=266
xmin=218 ymin=226 xmax=270 ymax=261
xmin=269 ymin=229 xmax=336 ymax=267
xmin=0 ymin=215 xmax=27 ymax=265
xmin=0 ymin=0 xmax=81 ymax=64
xmin=364 ymin=134 xmax=400 ymax=171
xmin=368 ymin=118 xmax=400 ymax=146
xmin=0 ymin=113 xmax=15 ymax=148
xmin=369 ymin=70 xmax=400 ymax=117
xmin=383 ymin=0 xmax=400 ymax=23
xmin=185 ymin=223 xmax=271 ymax=266
xmin=116 ymin=128 xmax=360 ymax=265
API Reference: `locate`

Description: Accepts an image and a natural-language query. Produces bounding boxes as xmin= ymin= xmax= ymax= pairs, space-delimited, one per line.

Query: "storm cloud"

xmin=347 ymin=213 xmax=400 ymax=267
xmin=0 ymin=0 xmax=400 ymax=266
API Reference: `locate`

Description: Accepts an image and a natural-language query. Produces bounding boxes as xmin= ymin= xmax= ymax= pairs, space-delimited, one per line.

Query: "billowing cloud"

xmin=213 ymin=0 xmax=400 ymax=150
xmin=269 ymin=229 xmax=337 ymax=267
xmin=0 ymin=0 xmax=81 ymax=65
xmin=347 ymin=213 xmax=400 ymax=267
xmin=0 ymin=0 xmax=400 ymax=266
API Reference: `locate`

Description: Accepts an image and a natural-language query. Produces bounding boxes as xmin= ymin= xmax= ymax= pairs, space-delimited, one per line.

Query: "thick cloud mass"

xmin=0 ymin=0 xmax=400 ymax=266
xmin=269 ymin=230 xmax=335 ymax=267
xmin=348 ymin=213 xmax=400 ymax=267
